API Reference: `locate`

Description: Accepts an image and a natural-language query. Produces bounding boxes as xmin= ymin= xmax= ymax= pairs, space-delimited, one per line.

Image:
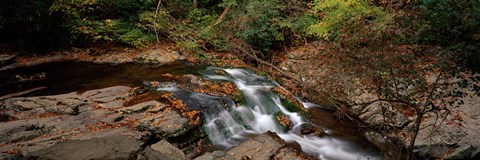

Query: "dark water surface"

xmin=0 ymin=61 xmax=197 ymax=97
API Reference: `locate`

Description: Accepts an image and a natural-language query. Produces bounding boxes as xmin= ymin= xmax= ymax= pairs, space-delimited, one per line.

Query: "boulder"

xmin=140 ymin=140 xmax=186 ymax=160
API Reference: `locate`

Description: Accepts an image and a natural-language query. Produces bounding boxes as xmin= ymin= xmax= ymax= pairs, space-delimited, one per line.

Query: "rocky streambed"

xmin=0 ymin=85 xmax=304 ymax=160
xmin=0 ymin=61 xmax=381 ymax=160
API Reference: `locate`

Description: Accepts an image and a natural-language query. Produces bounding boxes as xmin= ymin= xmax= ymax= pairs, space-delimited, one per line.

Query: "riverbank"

xmin=276 ymin=42 xmax=480 ymax=159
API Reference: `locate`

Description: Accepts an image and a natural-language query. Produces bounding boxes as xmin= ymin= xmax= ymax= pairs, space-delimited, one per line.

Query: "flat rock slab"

xmin=82 ymin=86 xmax=131 ymax=109
xmin=136 ymin=110 xmax=188 ymax=137
xmin=1 ymin=92 xmax=92 ymax=118
xmin=118 ymin=100 xmax=166 ymax=114
xmin=26 ymin=133 xmax=141 ymax=160
xmin=227 ymin=131 xmax=287 ymax=160
xmin=0 ymin=86 xmax=132 ymax=120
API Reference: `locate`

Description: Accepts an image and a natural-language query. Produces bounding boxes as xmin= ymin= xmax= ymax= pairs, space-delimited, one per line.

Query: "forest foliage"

xmin=1 ymin=0 xmax=478 ymax=70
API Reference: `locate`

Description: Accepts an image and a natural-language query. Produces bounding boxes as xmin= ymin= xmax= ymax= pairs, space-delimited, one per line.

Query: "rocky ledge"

xmin=0 ymin=45 xmax=184 ymax=71
xmin=0 ymin=86 xmax=309 ymax=160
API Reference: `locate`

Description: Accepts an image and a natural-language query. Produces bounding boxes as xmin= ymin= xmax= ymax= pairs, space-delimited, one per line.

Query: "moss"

xmin=281 ymin=98 xmax=303 ymax=113
xmin=273 ymin=111 xmax=291 ymax=132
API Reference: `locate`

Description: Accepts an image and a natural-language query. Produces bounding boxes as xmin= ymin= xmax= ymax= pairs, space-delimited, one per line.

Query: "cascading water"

xmin=149 ymin=67 xmax=380 ymax=160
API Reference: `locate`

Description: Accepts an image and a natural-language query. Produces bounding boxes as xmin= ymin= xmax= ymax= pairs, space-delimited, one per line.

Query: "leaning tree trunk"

xmin=407 ymin=111 xmax=422 ymax=160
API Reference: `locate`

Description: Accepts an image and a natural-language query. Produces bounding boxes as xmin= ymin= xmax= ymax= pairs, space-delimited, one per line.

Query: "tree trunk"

xmin=154 ymin=0 xmax=162 ymax=45
xmin=192 ymin=0 xmax=197 ymax=8
xmin=407 ymin=112 xmax=422 ymax=160
xmin=212 ymin=4 xmax=232 ymax=26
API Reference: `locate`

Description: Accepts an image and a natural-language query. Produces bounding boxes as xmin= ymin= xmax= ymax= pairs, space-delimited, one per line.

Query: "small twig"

xmin=154 ymin=0 xmax=162 ymax=45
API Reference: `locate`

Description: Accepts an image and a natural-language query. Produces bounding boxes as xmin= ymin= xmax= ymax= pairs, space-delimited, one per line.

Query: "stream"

xmin=0 ymin=62 xmax=381 ymax=160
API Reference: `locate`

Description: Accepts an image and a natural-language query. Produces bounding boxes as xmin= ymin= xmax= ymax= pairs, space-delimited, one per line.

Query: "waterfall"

xmin=149 ymin=67 xmax=379 ymax=160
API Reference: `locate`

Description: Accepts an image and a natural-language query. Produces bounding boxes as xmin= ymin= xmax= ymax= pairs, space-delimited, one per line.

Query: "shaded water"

xmin=0 ymin=61 xmax=196 ymax=96
xmin=0 ymin=62 xmax=381 ymax=160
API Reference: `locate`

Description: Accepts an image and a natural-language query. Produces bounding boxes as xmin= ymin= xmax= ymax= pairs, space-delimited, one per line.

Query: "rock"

xmin=409 ymin=94 xmax=480 ymax=159
xmin=0 ymin=124 xmax=52 ymax=144
xmin=136 ymin=110 xmax=188 ymax=137
xmin=355 ymin=102 xmax=412 ymax=129
xmin=287 ymin=52 xmax=308 ymax=60
xmin=183 ymin=74 xmax=201 ymax=85
xmin=118 ymin=101 xmax=166 ymax=114
xmin=0 ymin=92 xmax=92 ymax=118
xmin=0 ymin=109 xmax=131 ymax=154
xmin=445 ymin=145 xmax=478 ymax=160
xmin=0 ymin=86 xmax=132 ymax=119
xmin=0 ymin=54 xmax=16 ymax=66
xmin=27 ymin=133 xmax=141 ymax=160
xmin=274 ymin=147 xmax=310 ymax=160
xmin=227 ymin=131 xmax=286 ymax=160
xmin=82 ymin=86 xmax=131 ymax=109
xmin=0 ymin=86 xmax=194 ymax=159
xmin=141 ymin=140 xmax=186 ymax=160
xmin=134 ymin=49 xmax=180 ymax=65
xmin=297 ymin=123 xmax=326 ymax=137
xmin=194 ymin=151 xmax=236 ymax=160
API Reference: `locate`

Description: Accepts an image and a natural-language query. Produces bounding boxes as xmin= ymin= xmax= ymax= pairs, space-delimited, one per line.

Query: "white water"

xmin=153 ymin=67 xmax=380 ymax=160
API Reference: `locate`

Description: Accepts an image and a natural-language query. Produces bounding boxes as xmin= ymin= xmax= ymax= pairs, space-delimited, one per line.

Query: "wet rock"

xmin=194 ymin=151 xmax=236 ymax=160
xmin=297 ymin=123 xmax=326 ymax=137
xmin=27 ymin=133 xmax=141 ymax=160
xmin=183 ymin=74 xmax=201 ymax=85
xmin=227 ymin=131 xmax=286 ymax=160
xmin=140 ymin=140 xmax=186 ymax=160
xmin=136 ymin=110 xmax=188 ymax=137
